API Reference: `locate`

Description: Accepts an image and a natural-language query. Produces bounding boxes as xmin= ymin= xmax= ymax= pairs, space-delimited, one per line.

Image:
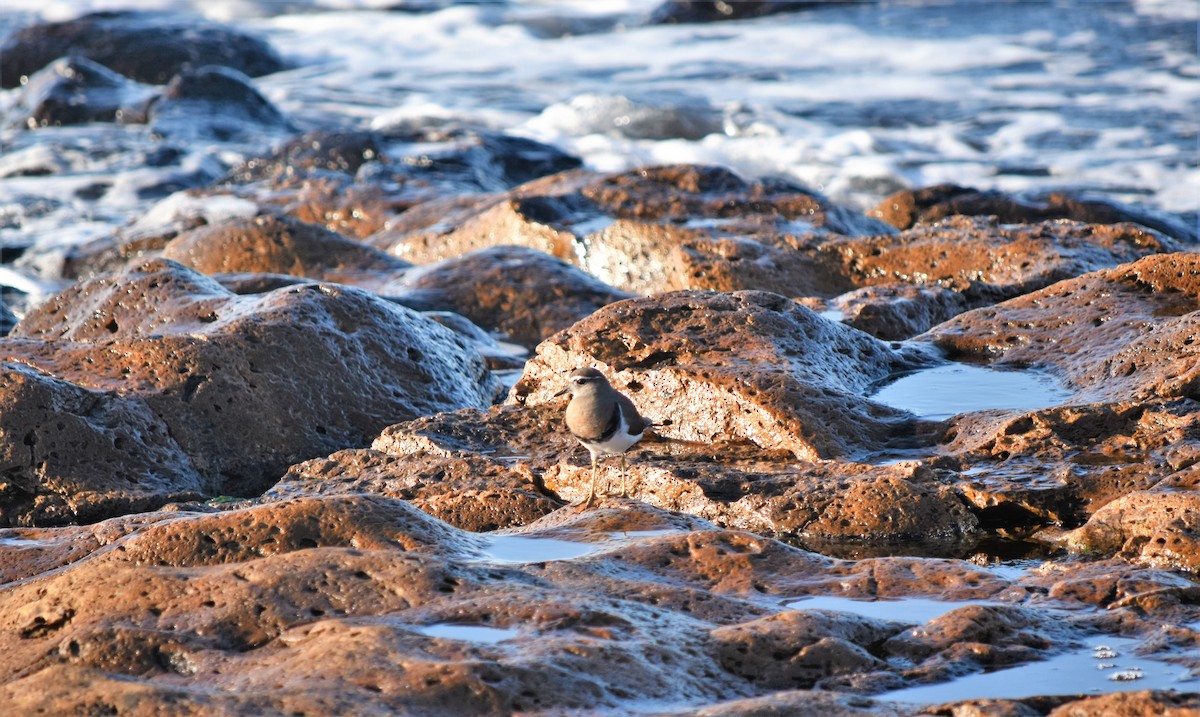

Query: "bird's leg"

xmin=584 ymin=454 xmax=599 ymax=508
xmin=620 ymin=455 xmax=629 ymax=498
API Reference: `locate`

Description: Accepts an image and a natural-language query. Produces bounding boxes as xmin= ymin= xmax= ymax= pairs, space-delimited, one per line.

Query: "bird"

xmin=554 ymin=367 xmax=651 ymax=508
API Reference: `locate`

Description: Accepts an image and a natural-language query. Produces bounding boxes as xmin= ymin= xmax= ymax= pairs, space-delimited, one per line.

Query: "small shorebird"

xmin=555 ymin=367 xmax=651 ymax=508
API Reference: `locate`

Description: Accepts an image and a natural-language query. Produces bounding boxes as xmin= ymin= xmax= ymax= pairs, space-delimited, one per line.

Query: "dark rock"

xmin=384 ymin=245 xmax=633 ymax=348
xmin=3 ymin=56 xmax=156 ymax=129
xmin=650 ymin=1 xmax=835 ymax=24
xmin=149 ymin=66 xmax=295 ymax=143
xmin=0 ymin=259 xmax=498 ymax=521
xmin=870 ymin=184 xmax=1198 ymax=244
xmin=223 ymin=130 xmax=389 ymax=184
xmin=0 ymin=11 xmax=286 ymax=88
xmin=159 ymin=214 xmax=409 ymax=288
xmin=531 ymin=93 xmax=724 ymax=140
xmin=372 ymin=165 xmax=896 ymax=295
xmin=511 ymin=289 xmax=932 ymax=461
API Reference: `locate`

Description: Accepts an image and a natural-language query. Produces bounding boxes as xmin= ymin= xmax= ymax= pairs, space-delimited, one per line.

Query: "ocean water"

xmin=0 ymin=0 xmax=1196 ymax=312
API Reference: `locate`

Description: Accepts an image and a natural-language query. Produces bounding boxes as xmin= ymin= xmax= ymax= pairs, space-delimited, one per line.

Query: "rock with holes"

xmin=0 ymin=10 xmax=286 ymax=89
xmin=511 ymin=289 xmax=932 ymax=461
xmin=159 ymin=214 xmax=410 ymax=289
xmin=1054 ymin=488 xmax=1200 ymax=574
xmin=868 ymin=183 xmax=1197 ymax=243
xmin=369 ymin=164 xmax=895 ymax=295
xmin=925 ymin=252 xmax=1200 ymax=404
xmin=383 ymin=245 xmax=633 ymax=348
xmin=1 ymin=494 xmax=1187 ymax=715
xmin=709 ymin=610 xmax=895 ymax=689
xmin=0 ymin=259 xmax=498 ymax=524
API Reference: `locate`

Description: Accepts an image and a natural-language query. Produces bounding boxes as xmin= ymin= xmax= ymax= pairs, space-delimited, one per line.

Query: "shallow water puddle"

xmin=412 ymin=624 xmax=519 ymax=644
xmin=785 ymin=595 xmax=1001 ymax=624
xmin=472 ymin=529 xmax=685 ymax=565
xmin=474 ymin=535 xmax=596 ymax=564
xmin=883 ymin=634 xmax=1200 ymax=703
xmin=870 ymin=362 xmax=1072 ymax=420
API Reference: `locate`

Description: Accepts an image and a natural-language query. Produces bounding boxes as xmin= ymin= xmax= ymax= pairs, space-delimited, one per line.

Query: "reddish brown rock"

xmin=1056 ymin=489 xmax=1200 ymax=574
xmin=925 ymin=252 xmax=1200 ymax=403
xmin=710 ymin=610 xmax=894 ymax=688
xmin=371 ymin=164 xmax=893 ymax=295
xmin=384 ymin=245 xmax=633 ymax=348
xmin=1047 ymin=690 xmax=1200 ymax=717
xmin=362 ymin=403 xmax=977 ymax=550
xmin=0 ymin=10 xmax=286 ymax=88
xmin=274 ymin=447 xmax=561 ymax=532
xmin=869 ymin=184 xmax=1197 ymax=243
xmin=159 ymin=214 xmax=409 ymax=288
xmin=0 ymin=361 xmax=203 ymax=526
xmin=511 ymin=289 xmax=931 ymax=460
xmin=0 ymin=259 xmax=497 ymax=523
xmin=3 ymin=495 xmax=1188 ymax=716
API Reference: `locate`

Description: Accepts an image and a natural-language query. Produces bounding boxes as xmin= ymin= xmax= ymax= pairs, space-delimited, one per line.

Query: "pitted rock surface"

xmin=926 ymin=252 xmax=1200 ymax=403
xmin=511 ymin=289 xmax=932 ymax=460
xmin=160 ymin=214 xmax=409 ymax=289
xmin=384 ymin=245 xmax=633 ymax=348
xmin=0 ymin=259 xmax=497 ymax=523
xmin=0 ymin=496 xmax=1187 ymax=716
xmin=0 ymin=10 xmax=286 ymax=88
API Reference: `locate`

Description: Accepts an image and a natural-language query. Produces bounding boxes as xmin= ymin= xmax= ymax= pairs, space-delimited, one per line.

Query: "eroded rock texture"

xmin=0 ymin=259 xmax=498 ymax=525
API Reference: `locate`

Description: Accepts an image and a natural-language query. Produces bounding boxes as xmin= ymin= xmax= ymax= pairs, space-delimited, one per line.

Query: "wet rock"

xmin=0 ymin=11 xmax=286 ymax=88
xmin=511 ymin=289 xmax=931 ymax=460
xmin=926 ymin=252 xmax=1200 ymax=403
xmin=224 ymin=130 xmax=388 ymax=184
xmin=149 ymin=66 xmax=295 ymax=143
xmin=0 ymin=259 xmax=498 ymax=521
xmin=0 ymin=301 xmax=15 ymax=336
xmin=1056 ymin=489 xmax=1200 ymax=574
xmin=273 ymin=447 xmax=561 ymax=532
xmin=1045 ymin=690 xmax=1200 ymax=717
xmin=870 ymin=184 xmax=1198 ymax=244
xmin=374 ymin=165 xmax=893 ymax=295
xmin=650 ymin=1 xmax=832 ymax=24
xmin=824 ymin=216 xmax=1177 ymax=310
xmin=936 ymin=401 xmax=1186 ymax=528
xmin=3 ymin=56 xmax=156 ymax=129
xmin=830 ymin=284 xmax=969 ymax=341
xmin=710 ymin=610 xmax=894 ymax=688
xmin=0 ymin=362 xmax=204 ymax=526
xmin=384 ymin=245 xmax=633 ymax=348
xmin=529 ymin=93 xmax=724 ymax=140
xmin=2 ymin=494 xmax=1184 ymax=716
xmin=159 ymin=214 xmax=409 ymax=288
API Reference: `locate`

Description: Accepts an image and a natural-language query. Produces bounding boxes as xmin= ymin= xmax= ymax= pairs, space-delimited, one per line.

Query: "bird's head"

xmin=553 ymin=366 xmax=609 ymax=398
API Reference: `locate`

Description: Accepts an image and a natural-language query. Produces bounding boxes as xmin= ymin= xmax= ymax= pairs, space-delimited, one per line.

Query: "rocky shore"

xmin=1 ymin=7 xmax=1198 ymax=716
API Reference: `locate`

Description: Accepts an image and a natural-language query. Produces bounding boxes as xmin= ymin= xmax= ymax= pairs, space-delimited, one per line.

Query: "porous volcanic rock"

xmin=0 ymin=259 xmax=498 ymax=523
xmin=1046 ymin=690 xmax=1200 ymax=717
xmin=869 ymin=183 xmax=1198 ymax=243
xmin=1056 ymin=488 xmax=1200 ymax=574
xmin=3 ymin=56 xmax=156 ymax=130
xmin=373 ymin=167 xmax=1175 ymax=303
xmin=148 ymin=65 xmax=295 ymax=143
xmin=295 ymin=403 xmax=978 ymax=550
xmin=0 ymin=495 xmax=1184 ymax=716
xmin=0 ymin=10 xmax=286 ymax=88
xmin=0 ymin=362 xmax=203 ymax=526
xmin=159 ymin=214 xmax=409 ymax=289
xmin=511 ymin=289 xmax=933 ymax=460
xmin=384 ymin=245 xmax=633 ymax=348
xmin=926 ymin=252 xmax=1200 ymax=404
xmin=371 ymin=164 xmax=894 ymax=295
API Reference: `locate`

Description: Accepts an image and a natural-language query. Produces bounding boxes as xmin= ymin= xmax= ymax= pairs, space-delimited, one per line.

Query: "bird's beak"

xmin=553 ymin=385 xmax=569 ymax=397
